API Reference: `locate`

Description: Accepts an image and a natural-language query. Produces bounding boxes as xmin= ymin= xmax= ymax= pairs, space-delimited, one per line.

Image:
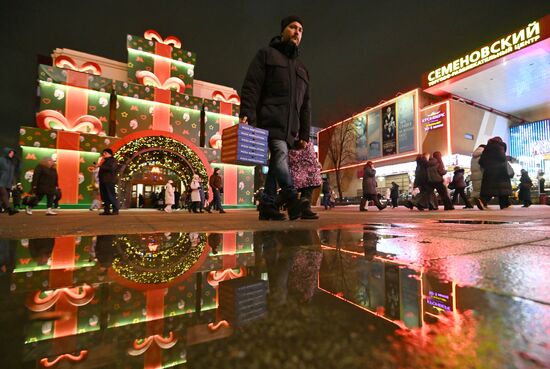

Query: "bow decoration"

xmin=127 ymin=332 xmax=178 ymax=356
xmin=37 ymin=110 xmax=104 ymax=135
xmin=212 ymin=91 xmax=241 ymax=105
xmin=55 ymin=56 xmax=102 ymax=76
xmin=27 ymin=285 xmax=95 ymax=312
xmin=144 ymin=30 xmax=182 ymax=49
xmin=136 ymin=71 xmax=186 ymax=92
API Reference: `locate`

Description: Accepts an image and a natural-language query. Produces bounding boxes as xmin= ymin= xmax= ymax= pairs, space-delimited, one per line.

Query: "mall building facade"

xmin=318 ymin=14 xmax=550 ymax=201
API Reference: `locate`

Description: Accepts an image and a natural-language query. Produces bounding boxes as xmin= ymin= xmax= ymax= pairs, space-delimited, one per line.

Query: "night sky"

xmin=1 ymin=0 xmax=549 ymax=149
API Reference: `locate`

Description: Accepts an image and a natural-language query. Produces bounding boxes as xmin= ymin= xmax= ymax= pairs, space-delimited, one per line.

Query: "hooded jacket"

xmin=0 ymin=148 xmax=16 ymax=188
xmin=32 ymin=162 xmax=58 ymax=195
xmin=470 ymin=145 xmax=485 ymax=197
xmin=240 ymin=36 xmax=311 ymax=146
xmin=479 ymin=139 xmax=512 ymax=196
xmin=451 ymin=168 xmax=467 ymax=189
xmin=362 ymin=166 xmax=378 ymax=195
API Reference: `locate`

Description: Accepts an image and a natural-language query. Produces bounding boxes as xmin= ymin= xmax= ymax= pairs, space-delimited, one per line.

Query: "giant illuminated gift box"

xmin=18 ymin=126 xmax=119 ymax=205
xmin=221 ymin=124 xmax=269 ymax=165
xmin=37 ymin=58 xmax=113 ymax=135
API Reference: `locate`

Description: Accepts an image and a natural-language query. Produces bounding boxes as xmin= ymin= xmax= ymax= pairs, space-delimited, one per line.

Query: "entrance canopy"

xmin=423 ymin=15 xmax=550 ymax=121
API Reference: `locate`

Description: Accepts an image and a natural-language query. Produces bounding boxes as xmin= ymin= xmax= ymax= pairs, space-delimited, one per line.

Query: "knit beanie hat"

xmin=280 ymin=15 xmax=303 ymax=32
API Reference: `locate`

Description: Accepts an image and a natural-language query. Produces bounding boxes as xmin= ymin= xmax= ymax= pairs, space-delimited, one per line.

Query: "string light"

xmin=112 ymin=232 xmax=206 ymax=284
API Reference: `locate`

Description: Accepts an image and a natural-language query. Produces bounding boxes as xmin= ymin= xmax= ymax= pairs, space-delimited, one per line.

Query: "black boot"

xmin=286 ymin=196 xmax=303 ymax=221
xmin=258 ymin=203 xmax=286 ymax=221
xmin=301 ymin=201 xmax=319 ymax=220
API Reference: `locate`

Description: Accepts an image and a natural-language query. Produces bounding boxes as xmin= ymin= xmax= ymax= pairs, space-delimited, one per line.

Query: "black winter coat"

xmin=98 ymin=157 xmax=119 ymax=184
xmin=479 ymin=141 xmax=512 ymax=196
xmin=362 ymin=167 xmax=377 ymax=195
xmin=390 ymin=184 xmax=399 ymax=198
xmin=32 ymin=164 xmax=58 ymax=195
xmin=240 ymin=37 xmax=311 ymax=146
xmin=413 ymin=157 xmax=429 ymax=188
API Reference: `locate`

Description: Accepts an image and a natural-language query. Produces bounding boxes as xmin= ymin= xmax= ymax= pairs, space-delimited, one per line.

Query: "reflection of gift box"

xmin=37 ymin=64 xmax=113 ymax=135
xmin=221 ymin=125 xmax=268 ymax=166
xmin=219 ymin=277 xmax=267 ymax=326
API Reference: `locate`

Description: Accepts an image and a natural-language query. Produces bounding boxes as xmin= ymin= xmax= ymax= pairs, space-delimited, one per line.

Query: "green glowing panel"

xmin=38 ymin=81 xmax=112 ymax=134
xmin=127 ymin=48 xmax=194 ymax=95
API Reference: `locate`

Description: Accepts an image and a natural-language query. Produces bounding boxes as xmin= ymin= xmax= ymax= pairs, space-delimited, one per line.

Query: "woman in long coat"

xmin=427 ymin=151 xmax=454 ymax=210
xmin=164 ymin=180 xmax=175 ymax=212
xmin=189 ymin=175 xmax=201 ymax=213
xmin=518 ymin=169 xmax=533 ymax=207
xmin=450 ymin=166 xmax=473 ymax=208
xmin=470 ymin=144 xmax=486 ymax=209
xmin=360 ymin=161 xmax=386 ymax=211
xmin=479 ymin=136 xmax=512 ymax=209
xmin=404 ymin=154 xmax=431 ymax=211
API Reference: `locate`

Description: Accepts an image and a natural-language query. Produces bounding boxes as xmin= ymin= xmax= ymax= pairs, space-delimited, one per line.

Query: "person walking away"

xmin=360 ymin=161 xmax=386 ymax=211
xmin=450 ymin=166 xmax=473 ymax=208
xmin=519 ymin=169 xmax=533 ymax=207
xmin=321 ymin=177 xmax=331 ymax=210
xmin=205 ymin=168 xmax=226 ymax=213
xmin=537 ymin=170 xmax=545 ymax=194
xmin=427 ymin=151 xmax=454 ymax=210
xmin=389 ymin=182 xmax=399 ymax=208
xmin=98 ymin=148 xmax=120 ymax=215
xmin=198 ymin=178 xmax=206 ymax=213
xmin=239 ymin=15 xmax=310 ymax=221
xmin=288 ymin=141 xmax=322 ymax=219
xmin=0 ymin=148 xmax=18 ymax=215
xmin=404 ymin=154 xmax=431 ymax=211
xmin=478 ymin=136 xmax=513 ymax=209
xmin=189 ymin=174 xmax=202 ymax=213
xmin=27 ymin=156 xmax=58 ymax=215
xmin=470 ymin=144 xmax=486 ymax=210
xmin=164 ymin=180 xmax=175 ymax=212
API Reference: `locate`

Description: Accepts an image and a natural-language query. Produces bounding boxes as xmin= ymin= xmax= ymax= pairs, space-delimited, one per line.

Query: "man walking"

xmin=239 ymin=15 xmax=311 ymax=221
xmin=98 ymin=148 xmax=119 ymax=215
xmin=206 ymin=168 xmax=226 ymax=214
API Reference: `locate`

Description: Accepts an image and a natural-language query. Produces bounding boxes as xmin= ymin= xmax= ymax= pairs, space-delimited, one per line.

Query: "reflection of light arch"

xmin=109 ymin=232 xmax=209 ymax=290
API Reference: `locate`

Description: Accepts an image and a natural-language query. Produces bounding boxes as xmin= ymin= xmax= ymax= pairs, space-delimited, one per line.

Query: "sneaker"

xmin=46 ymin=208 xmax=57 ymax=216
xmin=25 ymin=207 xmax=32 ymax=215
xmin=8 ymin=208 xmax=19 ymax=216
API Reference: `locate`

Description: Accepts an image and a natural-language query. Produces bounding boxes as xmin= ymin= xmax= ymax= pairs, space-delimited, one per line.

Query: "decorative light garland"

xmin=114 ymin=136 xmax=209 ymax=187
xmin=112 ymin=232 xmax=206 ymax=284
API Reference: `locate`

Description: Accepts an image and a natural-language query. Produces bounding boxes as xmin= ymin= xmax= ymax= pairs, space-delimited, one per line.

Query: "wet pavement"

xmin=0 ymin=206 xmax=549 ymax=368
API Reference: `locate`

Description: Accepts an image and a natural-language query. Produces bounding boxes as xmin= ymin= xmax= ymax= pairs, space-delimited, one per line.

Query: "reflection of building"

xmin=11 ymin=231 xmax=256 ymax=367
xmin=18 ymin=30 xmax=255 ymax=209
xmin=318 ymin=228 xmax=459 ymax=329
xmin=319 ymin=14 xmax=550 ymax=198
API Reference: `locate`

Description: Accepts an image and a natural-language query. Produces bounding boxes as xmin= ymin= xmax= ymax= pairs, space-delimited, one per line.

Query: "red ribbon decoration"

xmin=37 ymin=110 xmax=103 ymax=134
xmin=211 ymin=91 xmax=240 ymax=105
xmin=40 ymin=351 xmax=88 ymax=368
xmin=55 ymin=56 xmax=102 ymax=75
xmin=144 ymin=30 xmax=182 ymax=49
xmin=136 ymin=71 xmax=186 ymax=93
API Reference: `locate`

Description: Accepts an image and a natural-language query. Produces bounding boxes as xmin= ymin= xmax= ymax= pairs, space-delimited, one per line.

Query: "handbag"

xmin=506 ymin=162 xmax=514 ymax=178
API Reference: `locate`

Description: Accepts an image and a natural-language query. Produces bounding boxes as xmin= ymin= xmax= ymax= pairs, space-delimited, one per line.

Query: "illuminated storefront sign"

xmin=422 ymin=109 xmax=446 ymax=131
xmin=427 ymin=21 xmax=541 ymax=86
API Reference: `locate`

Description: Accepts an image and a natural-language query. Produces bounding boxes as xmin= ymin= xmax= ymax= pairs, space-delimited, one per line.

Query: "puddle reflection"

xmin=0 ymin=228 xmax=547 ymax=368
